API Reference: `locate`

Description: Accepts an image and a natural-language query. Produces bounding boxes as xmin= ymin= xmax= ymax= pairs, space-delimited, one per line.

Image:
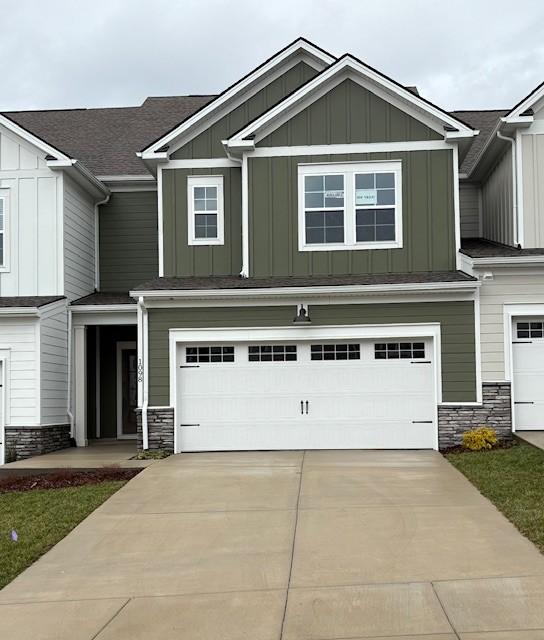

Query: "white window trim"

xmin=0 ymin=188 xmax=10 ymax=272
xmin=187 ymin=175 xmax=224 ymax=246
xmin=297 ymin=160 xmax=403 ymax=252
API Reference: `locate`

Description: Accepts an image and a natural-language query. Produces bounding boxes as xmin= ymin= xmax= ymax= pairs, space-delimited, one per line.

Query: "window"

xmin=298 ymin=161 xmax=402 ymax=251
xmin=374 ymin=342 xmax=425 ymax=360
xmin=248 ymin=345 xmax=297 ymax=362
xmin=0 ymin=190 xmax=8 ymax=270
xmin=310 ymin=344 xmax=360 ymax=361
xmin=186 ymin=346 xmax=234 ymax=363
xmin=187 ymin=175 xmax=224 ymax=245
xmin=517 ymin=322 xmax=544 ymax=339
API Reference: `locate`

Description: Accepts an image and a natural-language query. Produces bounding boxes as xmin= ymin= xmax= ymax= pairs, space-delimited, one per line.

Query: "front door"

xmin=117 ymin=341 xmax=137 ymax=439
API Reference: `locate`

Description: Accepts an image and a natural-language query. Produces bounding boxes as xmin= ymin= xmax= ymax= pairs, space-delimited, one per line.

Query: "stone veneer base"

xmin=438 ymin=382 xmax=512 ymax=450
xmin=5 ymin=424 xmax=71 ymax=461
xmin=136 ymin=407 xmax=175 ymax=453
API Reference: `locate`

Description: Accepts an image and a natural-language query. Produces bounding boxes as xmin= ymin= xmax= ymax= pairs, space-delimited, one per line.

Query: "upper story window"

xmin=0 ymin=189 xmax=8 ymax=271
xmin=187 ymin=175 xmax=224 ymax=246
xmin=297 ymin=161 xmax=402 ymax=252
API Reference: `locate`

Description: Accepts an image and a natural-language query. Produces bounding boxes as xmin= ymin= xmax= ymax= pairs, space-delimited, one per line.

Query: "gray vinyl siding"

xmin=148 ymin=301 xmax=476 ymax=406
xmin=477 ymin=267 xmax=544 ymax=381
xmin=258 ymin=79 xmax=442 ymax=146
xmin=64 ymin=175 xmax=96 ymax=300
xmin=171 ymin=62 xmax=318 ymax=160
xmin=459 ymin=182 xmax=480 ymax=238
xmin=99 ymin=191 xmax=159 ymax=291
xmin=249 ymin=150 xmax=455 ymax=277
xmin=481 ymin=148 xmax=514 ymax=246
xmin=521 ymin=132 xmax=544 ymax=247
xmin=162 ymin=167 xmax=241 ymax=277
xmin=39 ymin=300 xmax=68 ymax=424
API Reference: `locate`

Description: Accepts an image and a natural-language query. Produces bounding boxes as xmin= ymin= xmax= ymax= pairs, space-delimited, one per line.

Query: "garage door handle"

xmin=300 ymin=401 xmax=304 ymax=415
xmin=513 ymin=341 xmax=532 ymax=344
xmin=514 ymin=401 xmax=534 ymax=405
xmin=412 ymin=420 xmax=433 ymax=424
xmin=411 ymin=361 xmax=431 ymax=364
xmin=180 ymin=365 xmax=200 ymax=368
xmin=305 ymin=400 xmax=309 ymax=415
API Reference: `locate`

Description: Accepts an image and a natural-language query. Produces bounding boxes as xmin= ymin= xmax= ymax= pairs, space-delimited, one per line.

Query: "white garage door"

xmin=513 ymin=319 xmax=544 ymax=430
xmin=176 ymin=337 xmax=436 ymax=451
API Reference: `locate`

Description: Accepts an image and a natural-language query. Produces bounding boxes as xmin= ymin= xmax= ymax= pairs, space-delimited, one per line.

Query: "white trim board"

xmin=169 ymin=322 xmax=443 ymax=451
xmin=226 ymin=55 xmax=476 ymax=149
xmin=141 ymin=38 xmax=335 ymax=158
xmin=250 ymin=140 xmax=453 ymax=157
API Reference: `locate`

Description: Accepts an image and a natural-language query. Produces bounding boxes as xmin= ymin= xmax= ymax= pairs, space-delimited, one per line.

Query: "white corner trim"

xmin=515 ymin=128 xmax=524 ymax=246
xmin=158 ymin=165 xmax=164 ymax=276
xmin=227 ymin=56 xmax=476 ymax=147
xmin=0 ymin=188 xmax=11 ymax=273
xmin=241 ymin=153 xmax=249 ymax=277
xmin=141 ymin=39 xmax=335 ymax=157
xmin=187 ymin=175 xmax=225 ymax=246
xmin=452 ymin=145 xmax=462 ymax=270
xmin=474 ymin=290 xmax=483 ymax=404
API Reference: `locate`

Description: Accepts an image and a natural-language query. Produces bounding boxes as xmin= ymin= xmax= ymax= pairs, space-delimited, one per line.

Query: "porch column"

xmin=73 ymin=325 xmax=87 ymax=447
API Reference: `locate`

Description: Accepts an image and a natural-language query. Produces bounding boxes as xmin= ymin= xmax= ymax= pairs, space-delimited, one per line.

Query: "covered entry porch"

xmin=71 ymin=296 xmax=138 ymax=447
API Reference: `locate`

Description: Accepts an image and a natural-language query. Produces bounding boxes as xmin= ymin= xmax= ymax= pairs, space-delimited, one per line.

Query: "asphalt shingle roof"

xmin=0 ymin=296 xmax=65 ymax=308
xmin=3 ymin=95 xmax=214 ymax=176
xmin=461 ymin=238 xmax=544 ymax=258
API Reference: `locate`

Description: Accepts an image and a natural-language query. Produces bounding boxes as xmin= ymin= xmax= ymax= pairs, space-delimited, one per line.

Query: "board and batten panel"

xmin=249 ymin=150 xmax=455 ymax=277
xmin=521 ymin=133 xmax=544 ymax=247
xmin=171 ymin=61 xmax=318 ymax=160
xmin=477 ymin=267 xmax=544 ymax=381
xmin=63 ymin=175 xmax=96 ymax=300
xmin=481 ymin=148 xmax=514 ymax=246
xmin=459 ymin=182 xmax=481 ymax=238
xmin=147 ymin=301 xmax=476 ymax=406
xmin=0 ymin=316 xmax=40 ymax=425
xmin=0 ymin=124 xmax=62 ymax=296
xmin=40 ymin=300 xmax=68 ymax=424
xmin=162 ymin=167 xmax=242 ymax=277
xmin=259 ymin=79 xmax=442 ymax=147
xmin=99 ymin=191 xmax=159 ymax=291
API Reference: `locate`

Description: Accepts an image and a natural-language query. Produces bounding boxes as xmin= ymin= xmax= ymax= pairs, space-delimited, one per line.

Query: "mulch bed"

xmin=0 ymin=468 xmax=141 ymax=493
xmin=442 ymin=439 xmax=517 ymax=455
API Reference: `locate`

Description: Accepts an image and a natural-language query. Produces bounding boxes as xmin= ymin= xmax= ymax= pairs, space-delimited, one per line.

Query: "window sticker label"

xmin=356 ymin=189 xmax=377 ymax=206
xmin=323 ymin=190 xmax=344 ymax=199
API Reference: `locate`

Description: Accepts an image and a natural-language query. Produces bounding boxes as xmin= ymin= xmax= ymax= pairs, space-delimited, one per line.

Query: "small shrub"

xmin=134 ymin=449 xmax=170 ymax=460
xmin=5 ymin=446 xmax=17 ymax=464
xmin=462 ymin=426 xmax=498 ymax=451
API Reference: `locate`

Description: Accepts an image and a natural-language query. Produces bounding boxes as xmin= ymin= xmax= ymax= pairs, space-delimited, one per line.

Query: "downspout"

xmin=66 ymin=305 xmax=74 ymax=439
xmin=496 ymin=131 xmax=520 ymax=246
xmin=94 ymin=194 xmax=110 ymax=290
xmin=137 ymin=296 xmax=149 ymax=449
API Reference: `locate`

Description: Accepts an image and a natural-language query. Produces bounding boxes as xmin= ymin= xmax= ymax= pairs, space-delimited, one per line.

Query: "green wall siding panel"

xmin=259 ymin=79 xmax=442 ymax=147
xmin=171 ymin=62 xmax=318 ymax=159
xmin=148 ymin=301 xmax=476 ymax=406
xmin=99 ymin=192 xmax=159 ymax=291
xmin=162 ymin=167 xmax=242 ymax=277
xmin=249 ymin=150 xmax=455 ymax=277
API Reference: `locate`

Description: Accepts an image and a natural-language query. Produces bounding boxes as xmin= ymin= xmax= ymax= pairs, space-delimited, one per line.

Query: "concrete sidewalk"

xmin=1 ymin=449 xmax=544 ymax=638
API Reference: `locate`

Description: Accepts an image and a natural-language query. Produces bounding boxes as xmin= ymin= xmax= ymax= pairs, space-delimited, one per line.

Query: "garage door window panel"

xmin=311 ymin=344 xmax=361 ymax=361
xmin=375 ymin=342 xmax=425 ymax=360
xmin=517 ymin=322 xmax=544 ymax=339
xmin=186 ymin=346 xmax=234 ymax=363
xmin=248 ymin=345 xmax=297 ymax=362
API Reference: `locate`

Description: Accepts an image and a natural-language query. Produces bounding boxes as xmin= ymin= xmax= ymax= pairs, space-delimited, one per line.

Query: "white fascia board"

xmin=70 ymin=304 xmax=137 ymax=313
xmin=141 ymin=39 xmax=335 ymax=158
xmin=227 ymin=56 xmax=476 ymax=147
xmin=0 ymin=114 xmax=71 ymax=162
xmin=445 ymin=129 xmax=480 ymax=140
xmin=467 ymin=255 xmax=544 ymax=267
xmin=131 ymin=280 xmax=479 ymax=302
xmin=47 ymin=159 xmax=109 ymax=199
xmin=0 ymin=308 xmax=41 ymax=317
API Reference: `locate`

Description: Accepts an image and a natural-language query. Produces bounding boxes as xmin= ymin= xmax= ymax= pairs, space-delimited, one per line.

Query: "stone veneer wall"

xmin=5 ymin=424 xmax=71 ymax=461
xmin=438 ymin=382 xmax=512 ymax=449
xmin=136 ymin=408 xmax=175 ymax=453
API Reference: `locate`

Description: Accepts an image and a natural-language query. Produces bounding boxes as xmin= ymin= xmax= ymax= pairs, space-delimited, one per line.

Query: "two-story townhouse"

xmin=452 ymin=83 xmax=544 ymax=434
xmin=1 ymin=38 xmax=541 ymax=463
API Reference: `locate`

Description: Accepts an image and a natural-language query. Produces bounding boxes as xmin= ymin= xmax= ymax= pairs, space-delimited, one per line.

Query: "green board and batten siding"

xmin=249 ymin=149 xmax=455 ymax=277
xmin=148 ymin=302 xmax=476 ymax=406
xmin=171 ymin=61 xmax=319 ymax=160
xmin=258 ymin=79 xmax=443 ymax=147
xmin=99 ymin=192 xmax=159 ymax=291
xmin=162 ymin=167 xmax=242 ymax=277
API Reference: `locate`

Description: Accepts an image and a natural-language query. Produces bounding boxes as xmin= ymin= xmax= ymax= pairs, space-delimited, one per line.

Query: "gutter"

xmin=496 ymin=131 xmax=521 ymax=246
xmin=137 ymin=296 xmax=149 ymax=450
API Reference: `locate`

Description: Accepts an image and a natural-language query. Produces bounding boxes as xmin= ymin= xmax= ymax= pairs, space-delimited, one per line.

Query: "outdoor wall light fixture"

xmin=293 ymin=304 xmax=311 ymax=324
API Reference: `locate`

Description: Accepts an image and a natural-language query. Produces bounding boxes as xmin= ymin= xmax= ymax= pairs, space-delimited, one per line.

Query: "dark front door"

xmin=119 ymin=344 xmax=138 ymax=437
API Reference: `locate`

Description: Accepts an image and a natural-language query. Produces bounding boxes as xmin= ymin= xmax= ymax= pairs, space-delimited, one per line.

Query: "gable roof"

xmin=225 ymin=54 xmax=477 ymax=150
xmin=4 ymin=95 xmax=213 ymax=176
xmin=140 ymin=38 xmax=336 ymax=158
xmin=449 ymin=109 xmax=509 ymax=175
xmin=503 ymin=79 xmax=544 ymax=121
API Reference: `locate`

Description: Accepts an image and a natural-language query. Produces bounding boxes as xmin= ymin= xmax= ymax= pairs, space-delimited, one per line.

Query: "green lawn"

xmin=0 ymin=481 xmax=125 ymax=589
xmin=446 ymin=439 xmax=544 ymax=553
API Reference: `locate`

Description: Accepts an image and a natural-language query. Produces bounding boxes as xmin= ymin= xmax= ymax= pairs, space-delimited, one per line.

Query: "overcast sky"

xmin=1 ymin=0 xmax=543 ymax=113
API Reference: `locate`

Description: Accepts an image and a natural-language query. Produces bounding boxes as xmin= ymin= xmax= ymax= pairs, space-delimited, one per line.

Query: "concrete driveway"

xmin=2 ymin=450 xmax=544 ymax=639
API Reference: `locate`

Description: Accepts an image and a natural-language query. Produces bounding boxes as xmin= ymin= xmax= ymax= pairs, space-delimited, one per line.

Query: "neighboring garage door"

xmin=176 ymin=337 xmax=436 ymax=451
xmin=513 ymin=319 xmax=544 ymax=430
